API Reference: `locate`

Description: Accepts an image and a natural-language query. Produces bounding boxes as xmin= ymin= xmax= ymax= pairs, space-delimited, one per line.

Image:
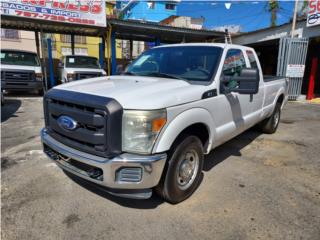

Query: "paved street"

xmin=1 ymin=97 xmax=320 ymax=240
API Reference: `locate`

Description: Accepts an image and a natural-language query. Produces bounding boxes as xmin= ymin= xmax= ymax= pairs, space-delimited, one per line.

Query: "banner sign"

xmin=307 ymin=0 xmax=320 ymax=27
xmin=286 ymin=64 xmax=306 ymax=78
xmin=0 ymin=0 xmax=106 ymax=27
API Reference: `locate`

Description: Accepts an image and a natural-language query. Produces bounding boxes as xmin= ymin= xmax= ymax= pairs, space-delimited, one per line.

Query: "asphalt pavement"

xmin=1 ymin=96 xmax=320 ymax=240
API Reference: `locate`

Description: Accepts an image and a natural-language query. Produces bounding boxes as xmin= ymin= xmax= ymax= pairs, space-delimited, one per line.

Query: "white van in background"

xmin=1 ymin=49 xmax=43 ymax=95
xmin=58 ymin=55 xmax=106 ymax=83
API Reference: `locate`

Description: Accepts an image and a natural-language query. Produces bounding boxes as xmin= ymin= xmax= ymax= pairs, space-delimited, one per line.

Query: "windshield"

xmin=0 ymin=50 xmax=40 ymax=66
xmin=125 ymin=46 xmax=223 ymax=82
xmin=65 ymin=56 xmax=100 ymax=69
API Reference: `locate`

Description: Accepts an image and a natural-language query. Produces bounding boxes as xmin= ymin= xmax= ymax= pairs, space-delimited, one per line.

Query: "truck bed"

xmin=263 ymin=75 xmax=285 ymax=82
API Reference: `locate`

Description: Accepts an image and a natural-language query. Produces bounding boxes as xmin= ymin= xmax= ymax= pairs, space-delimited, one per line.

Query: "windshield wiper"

xmin=143 ymin=72 xmax=187 ymax=81
xmin=122 ymin=71 xmax=137 ymax=76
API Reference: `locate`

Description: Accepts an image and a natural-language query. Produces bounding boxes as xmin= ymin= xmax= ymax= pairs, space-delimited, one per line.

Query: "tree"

xmin=268 ymin=0 xmax=280 ymax=27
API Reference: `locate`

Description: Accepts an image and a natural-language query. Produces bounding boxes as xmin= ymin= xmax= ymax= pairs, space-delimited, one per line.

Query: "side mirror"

xmin=222 ymin=68 xmax=259 ymax=94
xmin=58 ymin=62 xmax=63 ymax=69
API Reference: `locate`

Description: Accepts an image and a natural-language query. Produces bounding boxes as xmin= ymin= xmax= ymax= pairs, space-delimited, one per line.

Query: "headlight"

xmin=36 ymin=73 xmax=43 ymax=81
xmin=67 ymin=73 xmax=76 ymax=81
xmin=122 ymin=109 xmax=167 ymax=154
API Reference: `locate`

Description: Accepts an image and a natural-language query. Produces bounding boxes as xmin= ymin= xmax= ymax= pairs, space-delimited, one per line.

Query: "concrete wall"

xmin=233 ymin=20 xmax=320 ymax=45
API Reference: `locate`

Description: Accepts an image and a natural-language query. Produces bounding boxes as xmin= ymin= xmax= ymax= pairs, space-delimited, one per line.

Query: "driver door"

xmin=213 ymin=48 xmax=252 ymax=144
xmin=222 ymin=49 xmax=255 ymax=130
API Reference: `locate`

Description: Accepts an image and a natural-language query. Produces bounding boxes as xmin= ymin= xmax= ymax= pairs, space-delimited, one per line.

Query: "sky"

xmin=177 ymin=0 xmax=296 ymax=32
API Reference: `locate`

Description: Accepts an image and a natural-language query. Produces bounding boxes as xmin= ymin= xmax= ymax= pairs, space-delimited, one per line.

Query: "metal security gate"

xmin=277 ymin=37 xmax=309 ymax=100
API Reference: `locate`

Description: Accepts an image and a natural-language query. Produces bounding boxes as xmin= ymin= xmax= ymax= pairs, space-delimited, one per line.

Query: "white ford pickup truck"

xmin=41 ymin=43 xmax=288 ymax=203
xmin=58 ymin=55 xmax=106 ymax=83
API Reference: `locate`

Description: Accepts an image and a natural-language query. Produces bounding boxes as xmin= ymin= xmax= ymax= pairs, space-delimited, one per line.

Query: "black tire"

xmin=259 ymin=103 xmax=281 ymax=134
xmin=155 ymin=135 xmax=204 ymax=204
xmin=38 ymin=89 xmax=44 ymax=96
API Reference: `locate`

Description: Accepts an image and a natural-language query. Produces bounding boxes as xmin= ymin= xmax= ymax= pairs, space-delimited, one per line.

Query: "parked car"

xmin=58 ymin=55 xmax=106 ymax=83
xmin=1 ymin=49 xmax=43 ymax=95
xmin=41 ymin=43 xmax=288 ymax=203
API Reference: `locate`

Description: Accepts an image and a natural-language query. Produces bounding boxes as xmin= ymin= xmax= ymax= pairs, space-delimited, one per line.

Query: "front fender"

xmin=153 ymin=108 xmax=216 ymax=154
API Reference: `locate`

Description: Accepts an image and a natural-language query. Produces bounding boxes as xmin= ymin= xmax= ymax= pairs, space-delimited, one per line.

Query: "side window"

xmin=222 ymin=49 xmax=246 ymax=77
xmin=246 ymin=50 xmax=258 ymax=69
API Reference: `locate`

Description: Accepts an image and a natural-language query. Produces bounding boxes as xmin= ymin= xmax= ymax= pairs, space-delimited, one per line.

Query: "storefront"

xmin=233 ymin=19 xmax=320 ymax=100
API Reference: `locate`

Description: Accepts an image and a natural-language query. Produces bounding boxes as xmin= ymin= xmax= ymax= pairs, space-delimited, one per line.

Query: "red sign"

xmin=0 ymin=0 xmax=106 ymax=27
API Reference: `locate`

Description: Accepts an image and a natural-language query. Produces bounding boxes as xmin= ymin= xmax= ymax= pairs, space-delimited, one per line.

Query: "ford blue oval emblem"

xmin=57 ymin=115 xmax=78 ymax=131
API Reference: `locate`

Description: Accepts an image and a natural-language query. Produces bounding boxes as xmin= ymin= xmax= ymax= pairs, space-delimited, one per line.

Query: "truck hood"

xmin=1 ymin=64 xmax=42 ymax=72
xmin=54 ymin=75 xmax=206 ymax=109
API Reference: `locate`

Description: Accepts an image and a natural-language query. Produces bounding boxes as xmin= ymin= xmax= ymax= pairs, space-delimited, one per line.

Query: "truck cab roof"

xmin=154 ymin=43 xmax=254 ymax=51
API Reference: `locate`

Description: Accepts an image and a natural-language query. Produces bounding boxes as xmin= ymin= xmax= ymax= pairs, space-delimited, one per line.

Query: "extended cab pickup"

xmin=41 ymin=43 xmax=288 ymax=203
xmin=58 ymin=55 xmax=106 ymax=83
xmin=1 ymin=49 xmax=43 ymax=95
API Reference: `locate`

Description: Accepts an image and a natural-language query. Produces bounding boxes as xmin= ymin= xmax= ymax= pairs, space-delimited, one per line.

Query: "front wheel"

xmin=259 ymin=103 xmax=281 ymax=134
xmin=155 ymin=135 xmax=204 ymax=204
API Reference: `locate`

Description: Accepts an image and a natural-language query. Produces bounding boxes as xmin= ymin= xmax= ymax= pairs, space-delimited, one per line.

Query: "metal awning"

xmin=1 ymin=15 xmax=226 ymax=42
xmin=1 ymin=15 xmax=105 ymax=36
xmin=108 ymin=19 xmax=225 ymax=43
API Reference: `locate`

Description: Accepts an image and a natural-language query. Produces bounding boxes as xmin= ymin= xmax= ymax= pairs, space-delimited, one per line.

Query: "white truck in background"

xmin=42 ymin=43 xmax=288 ymax=203
xmin=58 ymin=55 xmax=106 ymax=83
xmin=1 ymin=49 xmax=43 ymax=95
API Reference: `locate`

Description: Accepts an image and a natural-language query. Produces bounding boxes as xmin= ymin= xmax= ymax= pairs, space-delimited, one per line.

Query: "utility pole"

xmin=291 ymin=0 xmax=298 ymax=38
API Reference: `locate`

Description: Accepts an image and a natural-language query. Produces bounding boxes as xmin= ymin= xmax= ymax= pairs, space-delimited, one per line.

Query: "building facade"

xmin=52 ymin=2 xmax=122 ymax=60
xmin=119 ymin=0 xmax=179 ymax=22
xmin=1 ymin=29 xmax=37 ymax=53
xmin=1 ymin=2 xmax=123 ymax=60
xmin=117 ymin=1 xmax=181 ymax=58
xmin=160 ymin=16 xmax=204 ymax=29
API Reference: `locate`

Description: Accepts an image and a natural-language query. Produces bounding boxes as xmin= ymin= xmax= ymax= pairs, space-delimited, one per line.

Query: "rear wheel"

xmin=259 ymin=103 xmax=281 ymax=134
xmin=155 ymin=135 xmax=204 ymax=204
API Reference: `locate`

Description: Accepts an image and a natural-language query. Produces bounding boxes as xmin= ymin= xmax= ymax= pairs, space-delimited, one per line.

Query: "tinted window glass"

xmin=66 ymin=56 xmax=100 ymax=68
xmin=246 ymin=50 xmax=258 ymax=69
xmin=0 ymin=50 xmax=40 ymax=66
xmin=222 ymin=49 xmax=246 ymax=76
xmin=126 ymin=46 xmax=223 ymax=82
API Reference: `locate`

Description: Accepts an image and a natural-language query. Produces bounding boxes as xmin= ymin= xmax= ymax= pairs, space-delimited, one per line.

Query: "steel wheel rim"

xmin=176 ymin=149 xmax=199 ymax=190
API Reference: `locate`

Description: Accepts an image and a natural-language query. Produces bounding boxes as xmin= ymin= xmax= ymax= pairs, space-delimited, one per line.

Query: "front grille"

xmin=1 ymin=70 xmax=35 ymax=82
xmin=75 ymin=72 xmax=101 ymax=80
xmin=44 ymin=89 xmax=123 ymax=158
xmin=47 ymin=98 xmax=108 ymax=156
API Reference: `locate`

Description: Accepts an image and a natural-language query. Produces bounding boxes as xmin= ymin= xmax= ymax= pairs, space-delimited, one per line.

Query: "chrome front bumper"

xmin=41 ymin=128 xmax=167 ymax=198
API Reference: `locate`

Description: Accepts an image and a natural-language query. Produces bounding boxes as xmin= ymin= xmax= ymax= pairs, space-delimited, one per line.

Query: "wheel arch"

xmin=274 ymin=87 xmax=287 ymax=109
